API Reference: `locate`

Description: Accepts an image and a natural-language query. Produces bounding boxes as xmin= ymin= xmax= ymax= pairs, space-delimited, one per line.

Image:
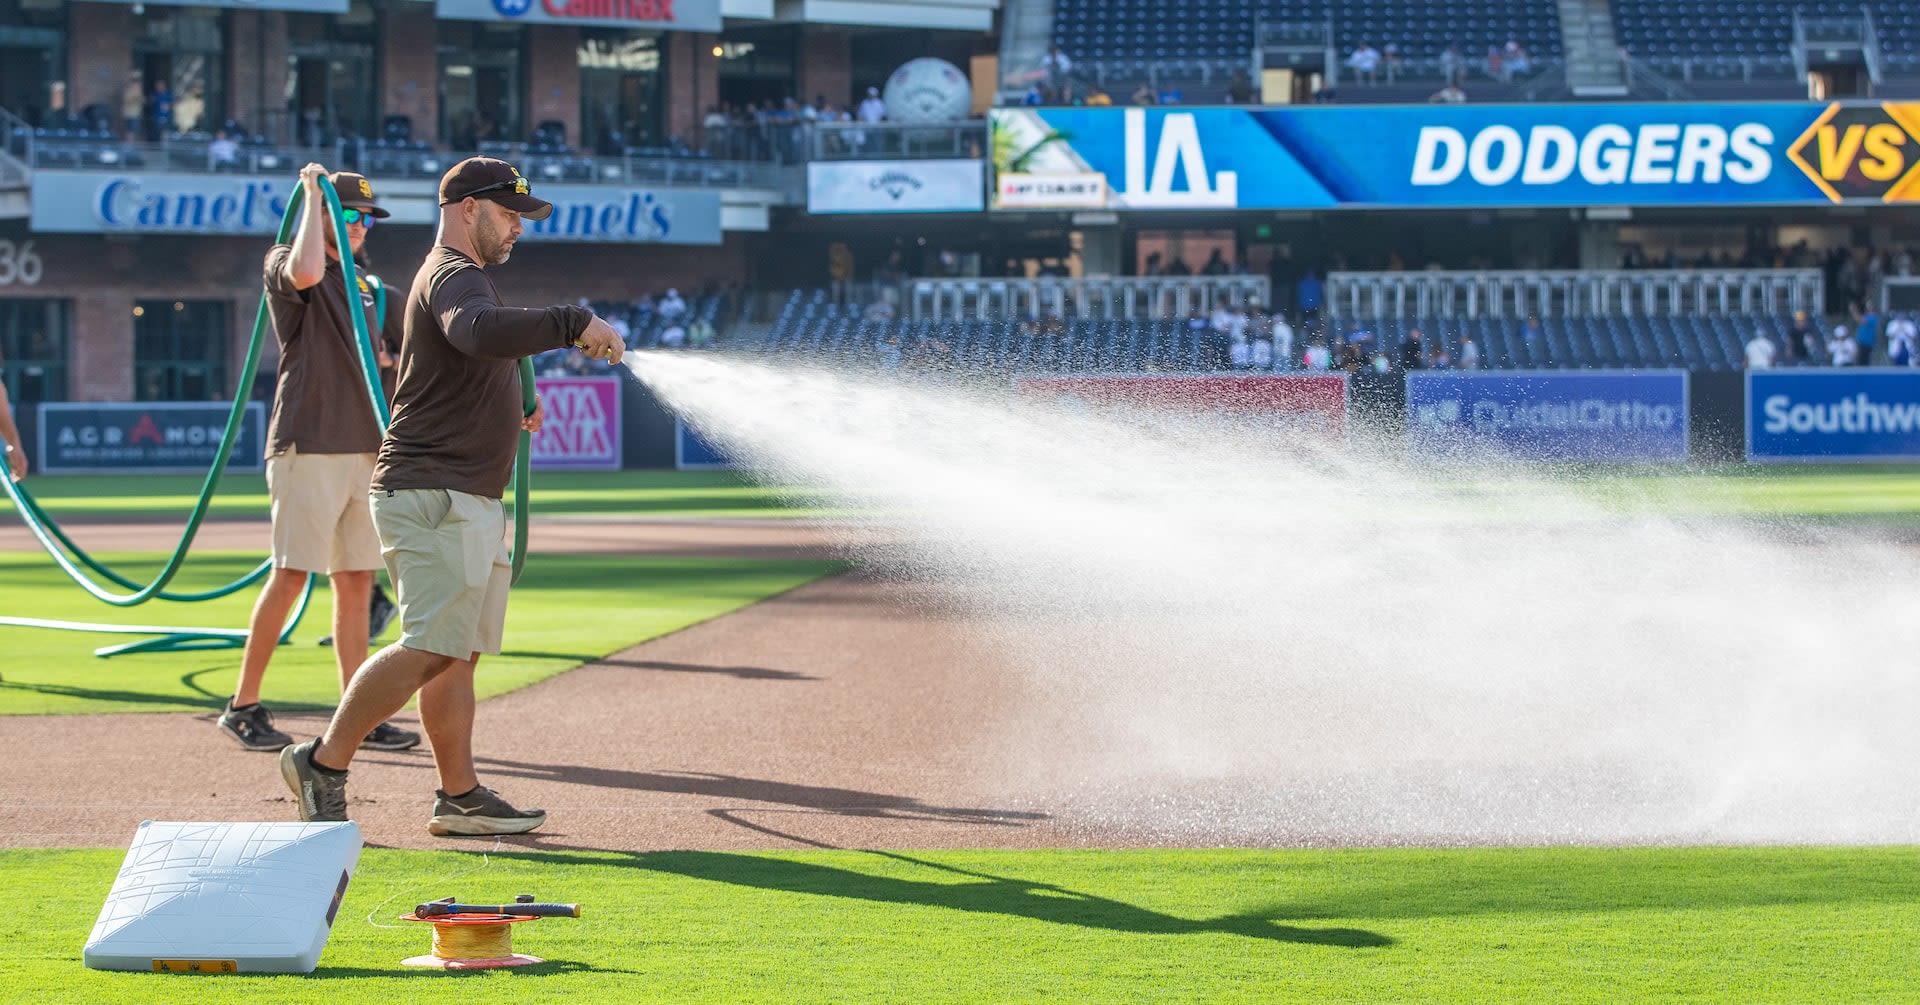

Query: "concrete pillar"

xmin=526 ymin=25 xmax=581 ymax=146
xmin=67 ymin=4 xmax=133 ymax=121
xmin=72 ymin=294 xmax=134 ymax=403
xmin=1079 ymin=226 xmax=1121 ymax=277
xmin=1578 ymin=221 xmax=1621 ymax=271
xmin=379 ymin=2 xmax=438 ymax=144
xmin=663 ymin=32 xmax=718 ymax=142
xmin=797 ymin=28 xmax=852 ymax=108
xmin=226 ymin=11 xmax=289 ymax=142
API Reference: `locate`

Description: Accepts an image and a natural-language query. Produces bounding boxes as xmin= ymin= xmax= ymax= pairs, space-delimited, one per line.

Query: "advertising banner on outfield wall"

xmin=1407 ymin=371 xmax=1689 ymax=462
xmin=435 ymin=0 xmax=720 ymax=34
xmin=806 ymin=160 xmax=985 ymax=214
xmin=30 ymin=172 xmax=292 ymax=235
xmin=1746 ymin=369 xmax=1920 ymax=462
xmin=37 ymin=402 xmax=266 ymax=474
xmin=514 ymin=186 xmax=723 ymax=245
xmin=989 ymin=102 xmax=1920 ymax=210
xmin=530 ymin=377 xmax=621 ymax=471
xmin=1013 ymin=374 xmax=1349 ymax=439
xmin=675 ymin=418 xmax=732 ymax=470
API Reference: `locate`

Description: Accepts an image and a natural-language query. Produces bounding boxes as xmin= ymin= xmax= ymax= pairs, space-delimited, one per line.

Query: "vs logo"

xmin=1786 ymin=103 xmax=1920 ymax=202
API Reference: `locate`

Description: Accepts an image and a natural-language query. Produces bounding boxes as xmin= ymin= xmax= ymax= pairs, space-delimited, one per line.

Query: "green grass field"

xmin=0 ymin=471 xmax=831 ymax=521
xmin=0 ymin=551 xmax=838 ymax=716
xmin=3 ymin=845 xmax=1915 ymax=1004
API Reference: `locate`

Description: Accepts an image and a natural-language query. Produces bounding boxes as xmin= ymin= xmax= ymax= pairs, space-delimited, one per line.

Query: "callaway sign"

xmin=435 ymin=0 xmax=719 ymax=32
xmin=989 ymin=103 xmax=1920 ymax=210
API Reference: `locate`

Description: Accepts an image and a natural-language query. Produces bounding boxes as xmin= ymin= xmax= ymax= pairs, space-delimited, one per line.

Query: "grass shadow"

xmin=307 ymin=960 xmax=639 ymax=978
xmin=488 ymin=847 xmax=1391 ymax=949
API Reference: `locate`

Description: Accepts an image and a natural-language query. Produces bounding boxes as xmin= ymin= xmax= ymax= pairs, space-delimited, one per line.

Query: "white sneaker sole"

xmin=427 ymin=812 xmax=547 ymax=837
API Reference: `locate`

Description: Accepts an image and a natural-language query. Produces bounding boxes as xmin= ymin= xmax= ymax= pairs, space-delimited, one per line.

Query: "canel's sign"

xmin=988 ymin=103 xmax=1920 ymax=210
xmin=515 ymin=186 xmax=722 ymax=245
xmin=31 ymin=173 xmax=292 ymax=234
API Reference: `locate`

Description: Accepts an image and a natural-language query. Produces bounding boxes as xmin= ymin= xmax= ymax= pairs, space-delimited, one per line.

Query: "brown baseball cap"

xmin=326 ymin=171 xmax=390 ymax=218
xmin=437 ymin=156 xmax=553 ymax=220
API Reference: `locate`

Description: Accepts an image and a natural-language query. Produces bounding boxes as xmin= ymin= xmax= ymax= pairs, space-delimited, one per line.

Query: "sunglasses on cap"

xmin=454 ymin=176 xmax=532 ymax=201
xmin=340 ymin=208 xmax=376 ymax=227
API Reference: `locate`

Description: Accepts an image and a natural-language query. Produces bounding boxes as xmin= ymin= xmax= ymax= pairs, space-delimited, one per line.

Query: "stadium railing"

xmin=1326 ymin=269 xmax=1825 ymax=320
xmin=907 ymin=276 xmax=1271 ymax=321
xmin=808 ymin=122 xmax=985 ymax=161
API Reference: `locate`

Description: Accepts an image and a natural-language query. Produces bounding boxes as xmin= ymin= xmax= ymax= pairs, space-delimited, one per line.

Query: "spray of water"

xmin=628 ymin=351 xmax=1920 ymax=845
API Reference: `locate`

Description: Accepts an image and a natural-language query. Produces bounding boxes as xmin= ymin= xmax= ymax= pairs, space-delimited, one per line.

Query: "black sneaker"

xmin=217 ymin=700 xmax=293 ymax=752
xmin=319 ymin=585 xmax=400 ymax=648
xmin=368 ymin=583 xmax=398 ymax=639
xmin=279 ymin=739 xmax=349 ymax=822
xmin=427 ymin=786 xmax=547 ymax=837
xmin=362 ymin=720 xmax=421 ymax=751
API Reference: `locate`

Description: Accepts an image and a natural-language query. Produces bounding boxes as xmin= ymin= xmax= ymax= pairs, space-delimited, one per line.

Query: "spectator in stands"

xmin=659 ymin=288 xmax=688 ymax=321
xmin=1142 ymin=252 xmax=1164 ymax=276
xmin=1086 ymin=87 xmax=1113 ymax=107
xmin=1853 ymin=303 xmax=1880 ymax=365
xmin=1229 ymin=329 xmax=1251 ymax=369
xmin=1398 ymin=328 xmax=1426 ymax=370
xmin=1430 ymin=83 xmax=1467 ymax=104
xmin=1165 ymin=255 xmax=1193 ymax=276
xmin=1519 ymin=315 xmax=1544 ymax=348
xmin=608 ymin=312 xmax=632 ymax=348
xmin=1022 ymin=82 xmax=1049 ymax=106
xmin=1426 ymin=344 xmax=1453 ymax=369
xmin=1271 ymin=311 xmax=1295 ymax=368
xmin=1828 ymin=325 xmax=1858 ymax=366
xmin=1296 ymin=268 xmax=1324 ymax=317
xmin=1209 ymin=302 xmax=1236 ymax=341
xmin=659 ymin=320 xmax=688 ymax=348
xmin=1888 ymin=314 xmax=1918 ymax=366
xmin=1042 ymin=45 xmax=1074 ymax=93
xmin=859 ymin=87 xmax=887 ymax=124
xmin=1459 ymin=334 xmax=1481 ymax=370
xmin=1744 ymin=330 xmax=1778 ymax=370
xmin=1346 ymin=42 xmax=1382 ymax=84
xmin=1440 ymin=45 xmax=1467 ymax=85
xmin=1299 ymin=340 xmax=1329 ymax=370
xmin=1227 ymin=71 xmax=1256 ymax=104
xmin=1486 ymin=46 xmax=1507 ymax=82
xmin=1784 ymin=310 xmax=1814 ymax=365
xmin=1131 ymin=83 xmax=1158 ymax=106
xmin=1505 ymin=40 xmax=1532 ymax=77
xmin=1344 ymin=320 xmax=1374 ymax=349
xmin=1250 ymin=327 xmax=1273 ymax=369
xmin=688 ymin=318 xmax=715 ymax=349
xmin=1382 ymin=43 xmax=1403 ymax=74
xmin=1200 ymin=248 xmax=1232 ymax=276
xmin=208 ymin=129 xmax=240 ymax=172
xmin=147 ymin=79 xmax=174 ymax=141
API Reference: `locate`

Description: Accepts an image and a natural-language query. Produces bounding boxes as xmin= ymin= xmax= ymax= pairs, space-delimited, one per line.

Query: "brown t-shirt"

xmin=262 ymin=245 xmax=388 ymax=456
xmin=371 ymin=246 xmax=592 ymax=499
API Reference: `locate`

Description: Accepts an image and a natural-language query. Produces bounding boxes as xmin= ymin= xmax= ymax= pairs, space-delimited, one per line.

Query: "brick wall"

xmin=663 ymin=32 xmax=718 ymax=142
xmin=67 ymin=4 xmax=132 ymax=120
xmin=526 ymin=26 xmax=581 ymax=146
xmin=379 ymin=3 xmax=439 ymax=144
xmin=798 ymin=29 xmax=853 ymax=109
xmin=226 ymin=11 xmax=290 ymax=142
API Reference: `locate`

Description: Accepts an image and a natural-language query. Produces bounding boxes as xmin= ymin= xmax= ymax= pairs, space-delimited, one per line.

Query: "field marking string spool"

xmin=399 ymin=913 xmax=544 ymax=969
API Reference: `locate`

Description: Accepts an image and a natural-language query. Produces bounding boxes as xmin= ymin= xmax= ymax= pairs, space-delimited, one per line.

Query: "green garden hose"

xmin=1 ymin=175 xmax=538 ymax=656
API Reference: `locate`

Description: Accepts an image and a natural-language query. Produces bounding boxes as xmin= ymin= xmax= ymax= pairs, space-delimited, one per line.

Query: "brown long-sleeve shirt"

xmin=371 ymin=246 xmax=592 ymax=498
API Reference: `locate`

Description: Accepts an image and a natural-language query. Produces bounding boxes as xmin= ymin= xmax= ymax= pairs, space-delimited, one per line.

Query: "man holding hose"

xmin=282 ymin=157 xmax=624 ymax=836
xmin=219 ymin=163 xmax=415 ymax=754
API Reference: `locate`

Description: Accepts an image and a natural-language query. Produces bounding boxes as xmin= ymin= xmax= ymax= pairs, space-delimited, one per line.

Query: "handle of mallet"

xmin=416 ymin=902 xmax=581 ymax=918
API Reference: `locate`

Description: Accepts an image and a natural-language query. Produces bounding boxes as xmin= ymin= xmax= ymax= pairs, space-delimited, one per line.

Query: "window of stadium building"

xmin=578 ymin=31 xmax=664 ymax=155
xmin=133 ymin=300 xmax=228 ymax=404
xmin=440 ymin=22 xmax=525 ymax=150
xmin=130 ymin=6 xmax=226 ymax=139
xmin=286 ymin=6 xmax=380 ymax=146
xmin=0 ymin=299 xmax=69 ymax=404
xmin=0 ymin=0 xmax=66 ymax=129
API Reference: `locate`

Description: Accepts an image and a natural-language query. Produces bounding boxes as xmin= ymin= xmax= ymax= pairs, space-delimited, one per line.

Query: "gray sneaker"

xmin=361 ymin=721 xmax=421 ymax=751
xmin=217 ymin=701 xmax=293 ymax=752
xmin=279 ymin=739 xmax=349 ymax=822
xmin=427 ymin=786 xmax=546 ymax=837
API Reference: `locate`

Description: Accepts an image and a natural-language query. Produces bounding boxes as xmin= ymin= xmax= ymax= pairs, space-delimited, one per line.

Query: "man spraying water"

xmin=280 ymin=157 xmax=625 ymax=836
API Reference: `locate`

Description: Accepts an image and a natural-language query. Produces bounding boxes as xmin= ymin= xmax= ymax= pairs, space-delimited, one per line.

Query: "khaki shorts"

xmin=265 ymin=447 xmax=381 ymax=574
xmin=370 ymin=488 xmax=510 ymax=661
